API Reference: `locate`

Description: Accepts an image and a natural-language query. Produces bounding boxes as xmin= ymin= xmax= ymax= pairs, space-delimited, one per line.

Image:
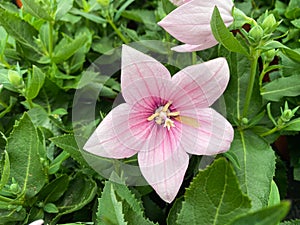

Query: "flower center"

xmin=147 ymin=101 xmax=180 ymax=131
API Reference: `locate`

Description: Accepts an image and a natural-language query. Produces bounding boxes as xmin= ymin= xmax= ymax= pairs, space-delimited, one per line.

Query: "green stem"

xmin=48 ymin=21 xmax=54 ymax=59
xmin=242 ymin=48 xmax=260 ymax=118
xmin=107 ymin=19 xmax=129 ymax=44
xmin=261 ymin=127 xmax=278 ymax=137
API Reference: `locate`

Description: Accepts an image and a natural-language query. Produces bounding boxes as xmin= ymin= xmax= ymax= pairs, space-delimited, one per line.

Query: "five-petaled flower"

xmin=158 ymin=0 xmax=234 ymax=52
xmin=84 ymin=45 xmax=234 ymax=203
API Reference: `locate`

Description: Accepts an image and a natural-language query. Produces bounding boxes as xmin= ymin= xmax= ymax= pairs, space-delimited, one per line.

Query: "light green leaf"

xmin=211 ymin=7 xmax=249 ymax=56
xmin=227 ymin=130 xmax=276 ymax=210
xmin=25 ymin=66 xmax=46 ymax=100
xmin=97 ymin=181 xmax=127 ymax=225
xmin=5 ymin=113 xmax=47 ymax=198
xmin=44 ymin=203 xmax=59 ymax=213
xmin=261 ymin=75 xmax=300 ymax=101
xmin=22 ymin=0 xmax=52 ymax=20
xmin=176 ymin=158 xmax=251 ymax=225
xmin=0 ymin=151 xmax=10 ymax=191
xmin=55 ymin=0 xmax=74 ymax=21
xmin=52 ymin=33 xmax=89 ymax=63
xmin=0 ymin=8 xmax=40 ymax=53
xmin=284 ymin=118 xmax=300 ymax=131
xmin=268 ymin=180 xmax=280 ymax=207
xmin=229 ymin=201 xmax=290 ymax=225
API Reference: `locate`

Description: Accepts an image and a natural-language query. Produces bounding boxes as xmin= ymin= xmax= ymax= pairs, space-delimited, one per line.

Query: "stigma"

xmin=147 ymin=101 xmax=180 ymax=131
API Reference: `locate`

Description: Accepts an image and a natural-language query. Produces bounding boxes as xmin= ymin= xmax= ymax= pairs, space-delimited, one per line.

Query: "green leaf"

xmin=167 ymin=197 xmax=183 ymax=225
xmin=211 ymin=7 xmax=249 ymax=56
xmin=285 ymin=0 xmax=300 ymax=19
xmin=52 ymin=33 xmax=89 ymax=63
xmin=25 ymin=66 xmax=46 ymax=100
xmin=268 ymin=180 xmax=280 ymax=207
xmin=284 ymin=118 xmax=300 ymax=131
xmin=223 ymin=51 xmax=262 ymax=123
xmin=227 ymin=130 xmax=276 ymax=210
xmin=55 ymin=0 xmax=74 ymax=21
xmin=5 ymin=113 xmax=47 ymax=198
xmin=229 ymin=201 xmax=290 ymax=225
xmin=50 ymin=134 xmax=91 ymax=168
xmin=281 ymin=219 xmax=300 ymax=225
xmin=44 ymin=203 xmax=59 ymax=213
xmin=176 ymin=158 xmax=251 ymax=225
xmin=97 ymin=181 xmax=127 ymax=225
xmin=0 ymin=8 xmax=40 ymax=53
xmin=48 ymin=151 xmax=70 ymax=174
xmin=0 ymin=206 xmax=26 ymax=223
xmin=52 ymin=173 xmax=97 ymax=224
xmin=0 ymin=151 xmax=10 ymax=191
xmin=22 ymin=0 xmax=52 ymax=20
xmin=261 ymin=75 xmax=300 ymax=101
xmin=38 ymin=174 xmax=70 ymax=203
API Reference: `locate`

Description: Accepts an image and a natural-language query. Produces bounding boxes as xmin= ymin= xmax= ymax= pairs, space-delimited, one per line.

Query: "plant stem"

xmin=261 ymin=127 xmax=278 ymax=137
xmin=107 ymin=19 xmax=129 ymax=44
xmin=242 ymin=48 xmax=260 ymax=118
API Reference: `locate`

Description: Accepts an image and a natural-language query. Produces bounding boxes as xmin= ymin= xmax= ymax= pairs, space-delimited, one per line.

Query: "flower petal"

xmin=158 ymin=0 xmax=233 ymax=47
xmin=179 ymin=107 xmax=234 ymax=155
xmin=171 ymin=40 xmax=218 ymax=52
xmin=138 ymin=133 xmax=189 ymax=203
xmin=84 ymin=103 xmax=139 ymax=158
xmin=171 ymin=57 xmax=230 ymax=109
xmin=121 ymin=45 xmax=171 ymax=104
xmin=169 ymin=0 xmax=190 ymax=6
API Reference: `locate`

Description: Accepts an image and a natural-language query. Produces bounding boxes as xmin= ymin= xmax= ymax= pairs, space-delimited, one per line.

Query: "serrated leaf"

xmin=176 ymin=158 xmax=251 ymax=225
xmin=211 ymin=7 xmax=249 ymax=56
xmin=22 ymin=0 xmax=52 ymax=20
xmin=6 ymin=113 xmax=47 ymax=198
xmin=227 ymin=130 xmax=276 ymax=210
xmin=261 ymin=75 xmax=300 ymax=101
xmin=229 ymin=201 xmax=290 ymax=225
xmin=97 ymin=181 xmax=127 ymax=225
xmin=52 ymin=34 xmax=89 ymax=63
xmin=50 ymin=134 xmax=91 ymax=168
xmin=0 ymin=8 xmax=40 ymax=54
xmin=25 ymin=65 xmax=46 ymax=100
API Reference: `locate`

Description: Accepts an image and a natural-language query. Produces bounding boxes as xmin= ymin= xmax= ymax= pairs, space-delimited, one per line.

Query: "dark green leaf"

xmin=227 ymin=130 xmax=276 ymax=210
xmin=281 ymin=219 xmax=300 ymax=225
xmin=261 ymin=75 xmax=300 ymax=101
xmin=44 ymin=203 xmax=59 ymax=213
xmin=229 ymin=201 xmax=290 ymax=225
xmin=0 ymin=206 xmax=26 ymax=223
xmin=177 ymin=158 xmax=251 ymax=225
xmin=6 ymin=113 xmax=47 ymax=198
xmin=211 ymin=7 xmax=249 ymax=56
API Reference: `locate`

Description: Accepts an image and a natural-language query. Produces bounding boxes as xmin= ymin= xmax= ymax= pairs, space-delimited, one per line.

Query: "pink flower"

xmin=84 ymin=45 xmax=234 ymax=202
xmin=158 ymin=0 xmax=234 ymax=52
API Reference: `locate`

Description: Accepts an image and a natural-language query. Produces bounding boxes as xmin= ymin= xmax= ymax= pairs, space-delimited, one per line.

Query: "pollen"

xmin=147 ymin=101 xmax=180 ymax=131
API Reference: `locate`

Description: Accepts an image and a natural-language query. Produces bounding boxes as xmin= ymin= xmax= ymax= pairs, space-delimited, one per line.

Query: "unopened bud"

xmin=8 ymin=70 xmax=24 ymax=88
xmin=262 ymin=49 xmax=276 ymax=63
xmin=249 ymin=25 xmax=264 ymax=43
xmin=97 ymin=0 xmax=110 ymax=7
xmin=261 ymin=14 xmax=277 ymax=34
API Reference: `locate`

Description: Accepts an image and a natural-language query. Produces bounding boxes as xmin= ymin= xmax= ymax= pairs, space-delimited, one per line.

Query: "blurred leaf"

xmin=55 ymin=0 xmax=74 ymax=21
xmin=6 ymin=113 xmax=47 ymax=198
xmin=69 ymin=8 xmax=106 ymax=23
xmin=211 ymin=7 xmax=249 ymax=56
xmin=22 ymin=0 xmax=52 ymax=20
xmin=229 ymin=201 xmax=290 ymax=225
xmin=0 ymin=8 xmax=41 ymax=54
xmin=261 ymin=75 xmax=300 ymax=101
xmin=177 ymin=158 xmax=251 ymax=225
xmin=285 ymin=0 xmax=300 ymax=19
xmin=281 ymin=219 xmax=300 ymax=225
xmin=25 ymin=66 xmax=46 ymax=100
xmin=227 ymin=130 xmax=276 ymax=210
xmin=0 ymin=206 xmax=26 ymax=223
xmin=52 ymin=33 xmax=89 ymax=63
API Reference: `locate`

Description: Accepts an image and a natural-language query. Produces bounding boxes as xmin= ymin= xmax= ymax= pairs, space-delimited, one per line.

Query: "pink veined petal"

xmin=138 ymin=130 xmax=189 ymax=203
xmin=171 ymin=39 xmax=218 ymax=52
xmin=171 ymin=57 xmax=230 ymax=110
xmin=158 ymin=0 xmax=234 ymax=46
xmin=84 ymin=103 xmax=140 ymax=159
xmin=121 ymin=45 xmax=172 ymax=105
xmin=179 ymin=107 xmax=234 ymax=155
